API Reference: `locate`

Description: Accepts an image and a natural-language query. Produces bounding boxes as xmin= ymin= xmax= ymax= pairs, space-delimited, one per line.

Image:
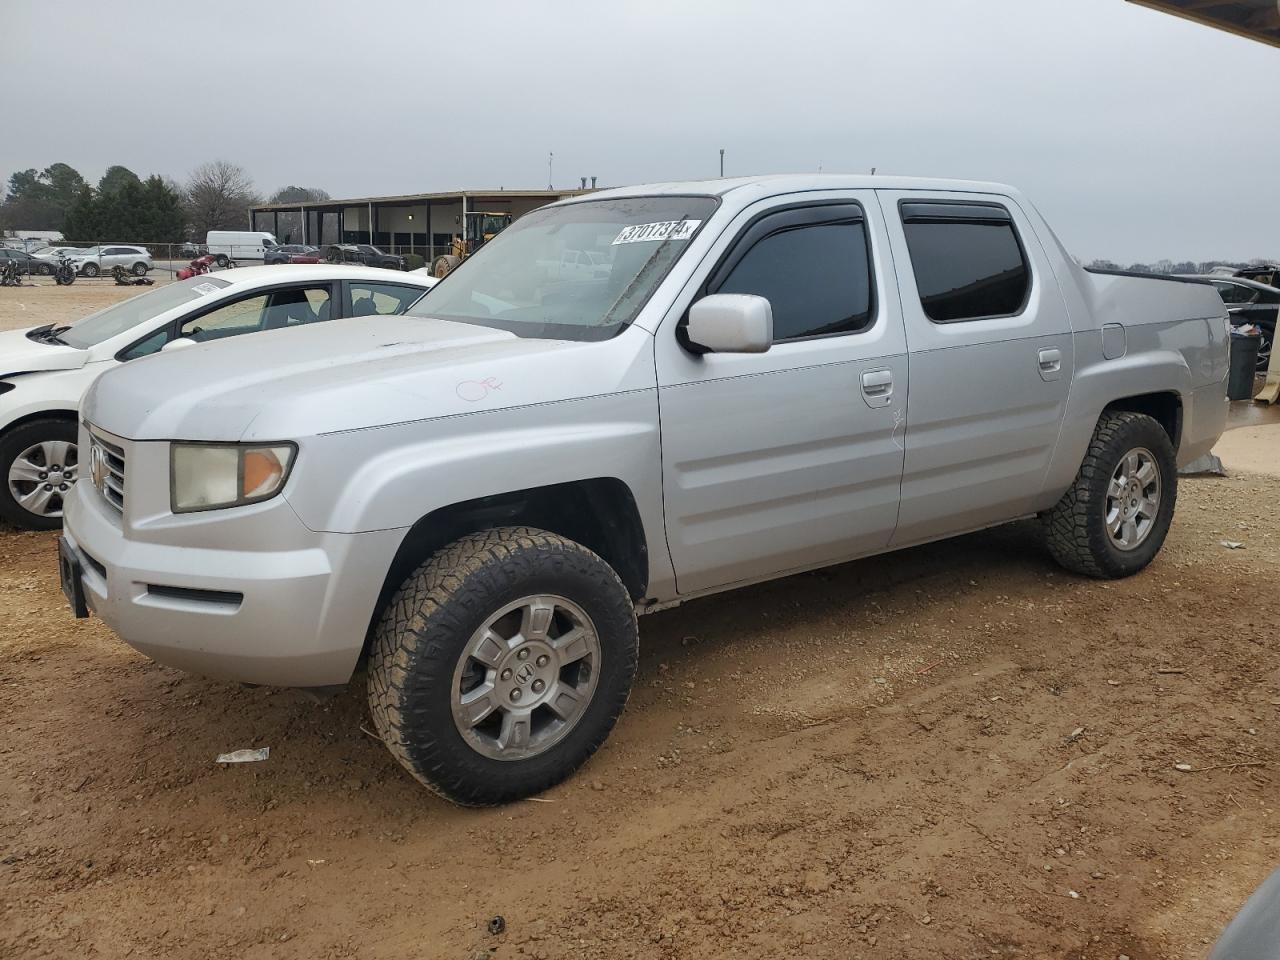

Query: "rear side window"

xmin=900 ymin=201 xmax=1030 ymax=323
xmin=710 ymin=207 xmax=873 ymax=341
xmin=1212 ymin=282 xmax=1255 ymax=305
xmin=348 ymin=282 xmax=426 ymax=317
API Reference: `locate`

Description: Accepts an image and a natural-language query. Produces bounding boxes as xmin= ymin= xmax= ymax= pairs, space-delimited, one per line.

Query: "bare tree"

xmin=269 ymin=185 xmax=330 ymax=204
xmin=184 ymin=161 xmax=261 ymax=234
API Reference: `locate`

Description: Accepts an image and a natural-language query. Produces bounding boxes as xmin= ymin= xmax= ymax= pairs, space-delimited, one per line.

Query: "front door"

xmin=655 ymin=194 xmax=909 ymax=595
xmin=877 ymin=191 xmax=1074 ymax=547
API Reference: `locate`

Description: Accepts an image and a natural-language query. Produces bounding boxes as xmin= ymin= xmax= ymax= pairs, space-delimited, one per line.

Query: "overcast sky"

xmin=4 ymin=0 xmax=1278 ymax=263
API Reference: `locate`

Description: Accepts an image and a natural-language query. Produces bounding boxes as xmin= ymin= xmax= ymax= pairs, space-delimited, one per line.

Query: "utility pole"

xmin=719 ymin=148 xmax=724 ymax=178
xmin=548 ymin=152 xmax=554 ymax=190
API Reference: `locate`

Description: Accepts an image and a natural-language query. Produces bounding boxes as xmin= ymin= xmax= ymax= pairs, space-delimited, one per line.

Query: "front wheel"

xmin=214 ymin=254 xmax=230 ymax=268
xmin=80 ymin=262 xmax=100 ymax=278
xmin=368 ymin=527 xmax=639 ymax=806
xmin=38 ymin=263 xmax=53 ymax=276
xmin=1041 ymin=411 xmax=1177 ymax=579
xmin=432 ymin=254 xmax=461 ymax=278
xmin=0 ymin=420 xmax=79 ymax=530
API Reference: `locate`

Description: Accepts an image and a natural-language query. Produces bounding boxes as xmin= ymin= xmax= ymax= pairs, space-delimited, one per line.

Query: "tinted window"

xmin=1212 ymin=282 xmax=1256 ymax=305
xmin=348 ymin=282 xmax=425 ymax=316
xmin=902 ymin=204 xmax=1029 ymax=322
xmin=713 ymin=221 xmax=872 ymax=340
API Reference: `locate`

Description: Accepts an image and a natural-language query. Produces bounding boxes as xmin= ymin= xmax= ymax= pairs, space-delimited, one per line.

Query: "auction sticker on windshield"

xmin=192 ymin=282 xmax=222 ymax=296
xmin=612 ymin=220 xmax=702 ymax=245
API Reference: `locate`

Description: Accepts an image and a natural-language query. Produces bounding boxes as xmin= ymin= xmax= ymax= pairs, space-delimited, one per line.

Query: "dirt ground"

xmin=0 ymin=277 xmax=173 ymax=334
xmin=3 ymin=285 xmax=1280 ymax=959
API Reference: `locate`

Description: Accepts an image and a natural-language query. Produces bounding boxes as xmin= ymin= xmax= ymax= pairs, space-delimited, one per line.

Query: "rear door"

xmin=877 ymin=190 xmax=1073 ymax=546
xmin=655 ymin=193 xmax=909 ymax=594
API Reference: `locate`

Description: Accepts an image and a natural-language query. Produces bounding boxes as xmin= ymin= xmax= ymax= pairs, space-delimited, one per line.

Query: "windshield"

xmin=58 ymin=275 xmax=232 ymax=348
xmin=406 ymin=195 xmax=717 ymax=341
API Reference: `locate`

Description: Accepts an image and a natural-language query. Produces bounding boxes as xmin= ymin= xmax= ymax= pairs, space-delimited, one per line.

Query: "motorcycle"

xmin=0 ymin=259 xmax=23 ymax=287
xmin=53 ymin=255 xmax=77 ymax=286
xmin=176 ymin=254 xmax=217 ymax=281
xmin=112 ymin=264 xmax=154 ymax=286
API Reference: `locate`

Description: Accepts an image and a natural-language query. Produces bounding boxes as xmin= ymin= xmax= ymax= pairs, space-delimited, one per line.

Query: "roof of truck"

xmin=560 ymin=174 xmax=1019 ymax=203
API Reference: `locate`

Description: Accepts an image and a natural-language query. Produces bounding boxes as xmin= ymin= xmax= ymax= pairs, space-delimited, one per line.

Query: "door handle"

xmin=1037 ymin=348 xmax=1062 ymax=373
xmin=861 ymin=368 xmax=893 ymax=408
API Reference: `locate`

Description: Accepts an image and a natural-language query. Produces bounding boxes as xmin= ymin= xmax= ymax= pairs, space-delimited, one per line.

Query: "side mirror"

xmin=161 ymin=337 xmax=199 ymax=353
xmin=686 ymin=294 xmax=773 ymax=354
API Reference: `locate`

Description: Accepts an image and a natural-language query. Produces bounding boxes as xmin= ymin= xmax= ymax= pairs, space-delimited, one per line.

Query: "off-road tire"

xmin=0 ymin=418 xmax=78 ymax=531
xmin=432 ymin=254 xmax=461 ymax=278
xmin=1041 ymin=411 xmax=1177 ymax=579
xmin=368 ymin=526 xmax=638 ymax=806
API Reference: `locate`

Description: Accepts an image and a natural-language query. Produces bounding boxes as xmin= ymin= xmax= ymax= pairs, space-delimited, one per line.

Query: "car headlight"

xmin=170 ymin=442 xmax=297 ymax=513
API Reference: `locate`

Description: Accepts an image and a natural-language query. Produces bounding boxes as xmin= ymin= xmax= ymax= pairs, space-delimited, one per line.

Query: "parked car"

xmin=206 ymin=231 xmax=280 ymax=266
xmin=61 ymin=175 xmax=1228 ymax=805
xmin=30 ymin=246 xmax=81 ymax=265
xmin=0 ymin=247 xmax=60 ymax=275
xmin=265 ymin=244 xmax=322 ymax=265
xmin=324 ymin=243 xmax=407 ymax=270
xmin=1181 ymin=274 xmax=1277 ymax=370
xmin=67 ymin=245 xmax=153 ymax=278
xmin=0 ymin=265 xmax=435 ymax=530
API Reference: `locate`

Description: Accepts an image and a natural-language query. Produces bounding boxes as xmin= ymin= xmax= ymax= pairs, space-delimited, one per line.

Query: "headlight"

xmin=170 ymin=442 xmax=296 ymax=513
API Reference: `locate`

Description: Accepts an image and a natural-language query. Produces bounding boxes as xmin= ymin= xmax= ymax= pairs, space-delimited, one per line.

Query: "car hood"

xmin=83 ymin=314 xmax=653 ymax=442
xmin=0 ymin=327 xmax=91 ymax=377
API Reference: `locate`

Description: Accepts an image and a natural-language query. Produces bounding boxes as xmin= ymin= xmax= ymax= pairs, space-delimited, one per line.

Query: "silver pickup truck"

xmin=61 ymin=175 xmax=1229 ymax=805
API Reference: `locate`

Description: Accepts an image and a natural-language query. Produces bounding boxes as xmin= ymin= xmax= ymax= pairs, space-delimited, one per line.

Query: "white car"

xmin=68 ymin=245 xmax=154 ymax=278
xmin=0 ymin=265 xmax=436 ymax=529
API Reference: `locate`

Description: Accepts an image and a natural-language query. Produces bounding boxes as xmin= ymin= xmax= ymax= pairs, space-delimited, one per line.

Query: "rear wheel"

xmin=1258 ymin=324 xmax=1273 ymax=372
xmin=368 ymin=526 xmax=638 ymax=806
xmin=1041 ymin=411 xmax=1177 ymax=579
xmin=0 ymin=419 xmax=78 ymax=530
xmin=131 ymin=261 xmax=148 ymax=276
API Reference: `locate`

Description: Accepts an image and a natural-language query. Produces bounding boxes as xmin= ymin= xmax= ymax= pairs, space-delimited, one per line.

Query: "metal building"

xmin=248 ymin=188 xmax=592 ymax=259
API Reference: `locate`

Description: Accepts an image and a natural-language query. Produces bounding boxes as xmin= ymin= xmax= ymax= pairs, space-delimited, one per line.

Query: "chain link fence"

xmin=2 ymin=239 xmax=424 ymax=285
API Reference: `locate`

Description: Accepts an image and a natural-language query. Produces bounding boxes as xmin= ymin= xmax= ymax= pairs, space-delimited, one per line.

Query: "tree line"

xmin=0 ymin=161 xmax=329 ymax=243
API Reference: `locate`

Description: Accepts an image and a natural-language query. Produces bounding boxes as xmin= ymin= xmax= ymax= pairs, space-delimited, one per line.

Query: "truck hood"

xmin=0 ymin=327 xmax=90 ymax=377
xmin=83 ymin=314 xmax=653 ymax=442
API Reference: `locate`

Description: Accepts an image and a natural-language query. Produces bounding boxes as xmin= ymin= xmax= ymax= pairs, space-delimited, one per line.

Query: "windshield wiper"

xmin=29 ymin=324 xmax=72 ymax=345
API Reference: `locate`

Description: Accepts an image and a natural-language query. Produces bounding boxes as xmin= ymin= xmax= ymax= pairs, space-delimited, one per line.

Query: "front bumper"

xmin=62 ymin=479 xmax=403 ymax=687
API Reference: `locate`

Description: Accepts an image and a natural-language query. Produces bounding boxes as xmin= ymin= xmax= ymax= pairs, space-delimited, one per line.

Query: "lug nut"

xmin=39 ymin=472 xmax=47 ymax=480
xmin=531 ymin=679 xmax=546 ymax=693
xmin=44 ymin=484 xmax=52 ymax=491
xmin=509 ymin=689 xmax=522 ymax=702
xmin=500 ymin=668 xmax=513 ymax=681
xmin=517 ymin=648 xmax=530 ymax=661
xmin=536 ymin=655 xmax=550 ymax=667
xmin=59 ymin=484 xmax=67 ymax=491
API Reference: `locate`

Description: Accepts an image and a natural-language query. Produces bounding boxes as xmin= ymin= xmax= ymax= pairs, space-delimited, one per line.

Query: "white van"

xmin=205 ymin=230 xmax=279 ymax=266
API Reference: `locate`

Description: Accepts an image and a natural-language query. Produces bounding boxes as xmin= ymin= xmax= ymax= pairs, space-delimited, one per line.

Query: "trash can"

xmin=1228 ymin=331 xmax=1260 ymax=401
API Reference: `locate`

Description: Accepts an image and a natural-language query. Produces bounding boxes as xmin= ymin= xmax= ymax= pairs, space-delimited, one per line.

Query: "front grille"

xmin=88 ymin=428 xmax=126 ymax=515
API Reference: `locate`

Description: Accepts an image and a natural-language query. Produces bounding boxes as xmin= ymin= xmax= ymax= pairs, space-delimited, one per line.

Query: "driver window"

xmin=180 ymin=294 xmax=269 ymax=341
